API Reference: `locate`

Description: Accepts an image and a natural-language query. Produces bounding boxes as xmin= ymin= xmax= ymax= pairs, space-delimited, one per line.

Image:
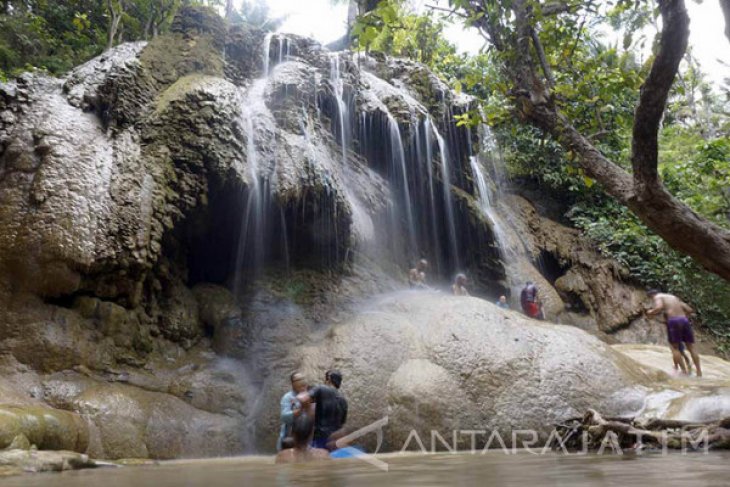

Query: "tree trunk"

xmin=469 ymin=0 xmax=730 ymax=282
xmin=106 ymin=0 xmax=123 ymax=51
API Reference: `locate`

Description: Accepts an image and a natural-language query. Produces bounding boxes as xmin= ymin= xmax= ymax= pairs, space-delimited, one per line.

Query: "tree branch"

xmin=530 ymin=26 xmax=555 ymax=88
xmin=631 ymin=0 xmax=689 ymax=189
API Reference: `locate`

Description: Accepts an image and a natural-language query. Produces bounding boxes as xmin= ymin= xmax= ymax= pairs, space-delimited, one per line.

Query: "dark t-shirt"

xmin=310 ymin=385 xmax=348 ymax=441
xmin=521 ymin=285 xmax=537 ymax=306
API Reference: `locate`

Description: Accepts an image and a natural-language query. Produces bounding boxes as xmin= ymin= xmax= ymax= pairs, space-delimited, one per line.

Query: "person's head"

xmin=290 ymin=371 xmax=307 ymax=394
xmin=647 ymin=289 xmax=660 ymax=298
xmin=455 ymin=273 xmax=467 ymax=286
xmin=499 ymin=295 xmax=507 ymax=304
xmin=526 ymin=281 xmax=533 ymax=287
xmin=291 ymin=413 xmax=314 ymax=448
xmin=417 ymin=259 xmax=429 ymax=271
xmin=281 ymin=437 xmax=295 ymax=450
xmin=325 ymin=369 xmax=343 ymax=389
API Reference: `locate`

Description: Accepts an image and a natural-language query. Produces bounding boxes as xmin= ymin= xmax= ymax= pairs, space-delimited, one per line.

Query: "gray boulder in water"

xmin=253 ymin=291 xmax=653 ymax=451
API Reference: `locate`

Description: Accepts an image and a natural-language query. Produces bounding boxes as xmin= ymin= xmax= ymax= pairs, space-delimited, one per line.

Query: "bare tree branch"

xmin=530 ymin=26 xmax=555 ymax=88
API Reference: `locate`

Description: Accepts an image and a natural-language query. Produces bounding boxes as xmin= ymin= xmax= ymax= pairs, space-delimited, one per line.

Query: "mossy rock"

xmin=0 ymin=406 xmax=89 ymax=453
xmin=171 ymin=6 xmax=226 ymax=50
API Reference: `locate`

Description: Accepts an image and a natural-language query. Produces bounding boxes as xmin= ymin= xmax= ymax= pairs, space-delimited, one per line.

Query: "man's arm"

xmin=297 ymin=386 xmax=319 ymax=407
xmin=280 ymin=393 xmax=296 ymax=424
xmin=646 ymin=295 xmax=665 ymax=316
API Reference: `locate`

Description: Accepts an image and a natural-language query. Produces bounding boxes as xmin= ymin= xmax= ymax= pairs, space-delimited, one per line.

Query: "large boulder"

xmin=253 ymin=291 xmax=653 ymax=451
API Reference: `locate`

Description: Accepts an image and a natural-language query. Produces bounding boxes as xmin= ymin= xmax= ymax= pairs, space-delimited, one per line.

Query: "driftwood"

xmin=552 ymin=409 xmax=730 ymax=451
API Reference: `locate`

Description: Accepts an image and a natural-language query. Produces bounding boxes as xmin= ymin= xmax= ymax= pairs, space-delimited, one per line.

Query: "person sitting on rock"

xmin=496 ymin=295 xmax=510 ymax=309
xmin=277 ymin=371 xmax=308 ymax=451
xmin=408 ymin=259 xmax=430 ymax=289
xmin=297 ymin=369 xmax=348 ymax=451
xmin=275 ymin=413 xmax=330 ymax=464
xmin=520 ymin=281 xmax=541 ymax=319
xmin=452 ymin=273 xmax=470 ymax=296
xmin=646 ymin=289 xmax=702 ymax=377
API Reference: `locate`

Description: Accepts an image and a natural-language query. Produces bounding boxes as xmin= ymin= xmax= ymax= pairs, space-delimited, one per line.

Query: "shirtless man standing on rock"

xmin=646 ymin=289 xmax=702 ymax=377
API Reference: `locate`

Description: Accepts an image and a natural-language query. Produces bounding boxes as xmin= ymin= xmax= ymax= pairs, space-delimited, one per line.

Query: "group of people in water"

xmin=276 ymin=369 xmax=352 ymax=463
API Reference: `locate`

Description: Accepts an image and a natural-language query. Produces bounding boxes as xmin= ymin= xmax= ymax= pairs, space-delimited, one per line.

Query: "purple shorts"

xmin=666 ymin=317 xmax=694 ymax=345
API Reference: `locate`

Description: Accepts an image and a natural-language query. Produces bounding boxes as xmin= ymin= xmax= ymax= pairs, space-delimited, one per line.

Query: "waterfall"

xmin=385 ymin=111 xmax=418 ymax=257
xmin=233 ymin=36 xmax=292 ymax=293
xmin=263 ymin=33 xmax=290 ymax=76
xmin=469 ymin=154 xmax=509 ymax=257
xmin=428 ymin=117 xmax=460 ymax=270
xmin=329 ymin=54 xmax=350 ymax=167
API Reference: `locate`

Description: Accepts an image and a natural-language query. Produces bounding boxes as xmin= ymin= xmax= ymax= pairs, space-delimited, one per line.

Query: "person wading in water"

xmin=646 ymin=289 xmax=702 ymax=377
xmin=297 ymin=369 xmax=348 ymax=450
xmin=275 ymin=413 xmax=330 ymax=464
xmin=277 ymin=372 xmax=308 ymax=451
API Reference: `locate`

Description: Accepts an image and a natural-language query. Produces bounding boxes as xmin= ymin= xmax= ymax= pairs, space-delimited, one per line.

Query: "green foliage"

xmin=0 ymin=0 xmax=282 ymax=78
xmin=570 ymin=200 xmax=730 ymax=350
xmin=351 ymin=1 xmax=459 ymax=66
xmin=359 ymin=0 xmax=730 ymax=345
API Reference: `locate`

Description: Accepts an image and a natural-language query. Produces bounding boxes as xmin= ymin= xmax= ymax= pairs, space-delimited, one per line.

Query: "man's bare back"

xmin=648 ymin=293 xmax=693 ymax=319
xmin=275 ymin=447 xmax=330 ymax=464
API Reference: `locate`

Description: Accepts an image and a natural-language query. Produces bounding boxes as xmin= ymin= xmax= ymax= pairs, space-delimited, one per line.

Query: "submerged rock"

xmin=0 ymin=449 xmax=96 ymax=474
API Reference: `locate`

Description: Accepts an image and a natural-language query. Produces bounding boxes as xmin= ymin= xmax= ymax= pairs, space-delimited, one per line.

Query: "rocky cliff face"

xmin=0 ymin=7 xmax=723 ymax=460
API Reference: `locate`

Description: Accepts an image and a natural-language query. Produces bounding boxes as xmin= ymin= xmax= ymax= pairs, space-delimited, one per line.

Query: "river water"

xmin=4 ymin=451 xmax=729 ymax=487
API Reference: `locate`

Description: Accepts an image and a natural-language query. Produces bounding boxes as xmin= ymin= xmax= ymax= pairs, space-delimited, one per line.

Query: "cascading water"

xmin=429 ymin=118 xmax=461 ymax=271
xmin=385 ymin=111 xmax=418 ymax=256
xmin=233 ymin=34 xmax=290 ymax=294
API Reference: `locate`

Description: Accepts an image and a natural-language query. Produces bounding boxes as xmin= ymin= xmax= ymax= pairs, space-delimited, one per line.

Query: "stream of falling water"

xmin=429 ymin=117 xmax=460 ymax=271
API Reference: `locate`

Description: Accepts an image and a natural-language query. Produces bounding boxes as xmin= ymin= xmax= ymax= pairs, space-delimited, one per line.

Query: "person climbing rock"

xmin=452 ymin=273 xmax=470 ymax=296
xmin=275 ymin=413 xmax=330 ymax=464
xmin=277 ymin=371 xmax=308 ymax=451
xmin=646 ymin=289 xmax=702 ymax=377
xmin=496 ymin=295 xmax=510 ymax=309
xmin=297 ymin=369 xmax=348 ymax=450
xmin=408 ymin=259 xmax=429 ymax=289
xmin=520 ymin=281 xmax=541 ymax=319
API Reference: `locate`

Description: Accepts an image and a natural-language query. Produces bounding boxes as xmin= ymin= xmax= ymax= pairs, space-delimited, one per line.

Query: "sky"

xmin=265 ymin=0 xmax=728 ymax=87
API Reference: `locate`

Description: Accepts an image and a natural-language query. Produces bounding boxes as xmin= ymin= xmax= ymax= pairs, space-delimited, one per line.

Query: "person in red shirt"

xmin=520 ymin=281 xmax=541 ymax=319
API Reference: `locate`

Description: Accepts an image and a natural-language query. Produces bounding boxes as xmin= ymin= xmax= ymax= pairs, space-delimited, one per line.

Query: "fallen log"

xmin=552 ymin=410 xmax=730 ymax=451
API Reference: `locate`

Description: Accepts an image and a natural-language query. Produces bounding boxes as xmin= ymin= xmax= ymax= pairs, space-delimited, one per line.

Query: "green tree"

xmin=438 ymin=0 xmax=730 ymax=282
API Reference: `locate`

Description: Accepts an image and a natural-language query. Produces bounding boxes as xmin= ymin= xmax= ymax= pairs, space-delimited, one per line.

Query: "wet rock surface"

xmin=0 ymin=5 xmax=727 ymax=464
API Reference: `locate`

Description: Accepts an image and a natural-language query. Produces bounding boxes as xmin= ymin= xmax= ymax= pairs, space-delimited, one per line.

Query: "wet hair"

xmin=326 ymin=369 xmax=343 ymax=389
xmin=290 ymin=371 xmax=303 ymax=383
xmin=281 ymin=437 xmax=295 ymax=450
xmin=455 ymin=273 xmax=467 ymax=284
xmin=292 ymin=413 xmax=314 ymax=447
xmin=418 ymin=259 xmax=428 ymax=269
xmin=647 ymin=289 xmax=660 ymax=297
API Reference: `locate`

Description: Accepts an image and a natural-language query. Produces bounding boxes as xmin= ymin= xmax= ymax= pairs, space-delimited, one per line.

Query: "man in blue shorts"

xmin=646 ymin=289 xmax=702 ymax=377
